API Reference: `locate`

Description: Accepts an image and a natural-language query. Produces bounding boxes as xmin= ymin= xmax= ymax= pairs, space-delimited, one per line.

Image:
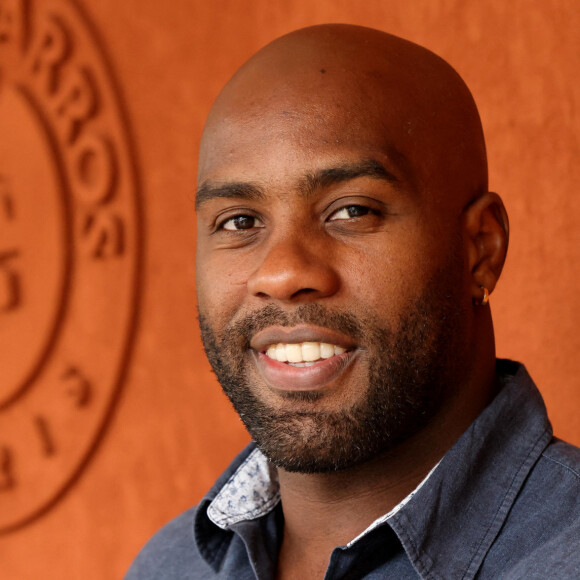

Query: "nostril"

xmin=256 ymin=288 xmax=316 ymax=299
xmin=290 ymin=288 xmax=317 ymax=299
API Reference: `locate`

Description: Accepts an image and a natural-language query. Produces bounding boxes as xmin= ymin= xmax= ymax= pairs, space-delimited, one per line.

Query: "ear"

xmin=462 ymin=192 xmax=509 ymax=303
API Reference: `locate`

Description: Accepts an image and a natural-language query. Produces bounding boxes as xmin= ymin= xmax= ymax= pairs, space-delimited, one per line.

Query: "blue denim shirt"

xmin=125 ymin=361 xmax=580 ymax=579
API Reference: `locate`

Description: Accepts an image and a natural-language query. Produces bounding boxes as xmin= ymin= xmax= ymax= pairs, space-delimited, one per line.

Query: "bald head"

xmin=199 ymin=24 xmax=488 ymax=213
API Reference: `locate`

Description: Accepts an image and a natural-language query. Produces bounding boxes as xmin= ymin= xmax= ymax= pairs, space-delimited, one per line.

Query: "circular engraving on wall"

xmin=0 ymin=0 xmax=142 ymax=532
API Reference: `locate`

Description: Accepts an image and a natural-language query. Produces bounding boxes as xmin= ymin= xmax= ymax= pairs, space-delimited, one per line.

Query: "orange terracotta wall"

xmin=1 ymin=1 xmax=578 ymax=579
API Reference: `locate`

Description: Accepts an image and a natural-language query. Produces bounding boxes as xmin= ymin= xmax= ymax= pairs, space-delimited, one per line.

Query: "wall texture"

xmin=0 ymin=0 xmax=578 ymax=578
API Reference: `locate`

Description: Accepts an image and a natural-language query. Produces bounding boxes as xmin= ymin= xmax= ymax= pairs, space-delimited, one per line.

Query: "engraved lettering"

xmin=0 ymin=0 xmax=141 ymax=533
xmin=34 ymin=416 xmax=56 ymax=457
xmin=62 ymin=366 xmax=92 ymax=407
xmin=0 ymin=249 xmax=21 ymax=311
xmin=0 ymin=446 xmax=15 ymax=491
xmin=82 ymin=211 xmax=125 ymax=259
xmin=26 ymin=15 xmax=69 ymax=95
xmin=71 ymin=134 xmax=116 ymax=205
xmin=52 ymin=66 xmax=98 ymax=144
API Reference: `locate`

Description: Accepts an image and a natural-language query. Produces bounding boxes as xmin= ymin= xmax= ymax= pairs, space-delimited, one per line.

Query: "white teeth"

xmin=302 ymin=342 xmax=321 ymax=362
xmin=285 ymin=344 xmax=303 ymax=363
xmin=264 ymin=342 xmax=348 ymax=363
xmin=320 ymin=343 xmax=334 ymax=359
xmin=275 ymin=343 xmax=288 ymax=362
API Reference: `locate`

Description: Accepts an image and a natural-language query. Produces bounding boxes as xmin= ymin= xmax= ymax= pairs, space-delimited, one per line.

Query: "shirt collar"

xmin=387 ymin=360 xmax=552 ymax=580
xmin=206 ymin=445 xmax=439 ymax=536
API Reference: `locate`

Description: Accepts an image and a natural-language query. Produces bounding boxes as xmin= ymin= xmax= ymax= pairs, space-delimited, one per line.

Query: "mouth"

xmin=250 ymin=326 xmax=358 ymax=392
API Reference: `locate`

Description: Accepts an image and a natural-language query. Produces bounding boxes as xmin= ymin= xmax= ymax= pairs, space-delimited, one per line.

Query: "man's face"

xmin=195 ymin=84 xmax=470 ymax=473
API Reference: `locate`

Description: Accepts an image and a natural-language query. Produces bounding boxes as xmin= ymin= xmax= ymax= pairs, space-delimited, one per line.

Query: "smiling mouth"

xmin=264 ymin=342 xmax=348 ymax=366
xmin=250 ymin=325 xmax=358 ymax=391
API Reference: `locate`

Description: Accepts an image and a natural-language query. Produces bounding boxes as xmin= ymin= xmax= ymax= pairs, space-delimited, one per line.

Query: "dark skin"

xmin=196 ymin=25 xmax=509 ymax=579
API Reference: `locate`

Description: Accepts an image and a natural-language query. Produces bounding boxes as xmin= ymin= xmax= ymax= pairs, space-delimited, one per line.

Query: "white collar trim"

xmin=345 ymin=459 xmax=440 ymax=547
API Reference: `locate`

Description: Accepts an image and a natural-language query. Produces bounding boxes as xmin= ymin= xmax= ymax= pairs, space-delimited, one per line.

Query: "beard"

xmin=198 ymin=254 xmax=466 ymax=474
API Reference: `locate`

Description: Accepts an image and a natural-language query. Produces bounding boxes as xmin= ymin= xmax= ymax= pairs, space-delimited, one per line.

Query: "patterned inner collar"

xmin=207 ymin=446 xmax=439 ymax=546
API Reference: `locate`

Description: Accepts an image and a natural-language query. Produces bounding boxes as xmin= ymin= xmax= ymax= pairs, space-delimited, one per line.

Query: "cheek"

xmin=195 ymin=250 xmax=250 ymax=326
xmin=341 ymin=234 xmax=434 ymax=318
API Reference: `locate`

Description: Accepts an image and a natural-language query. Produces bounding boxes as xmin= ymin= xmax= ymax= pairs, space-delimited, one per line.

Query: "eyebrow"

xmin=195 ymin=182 xmax=265 ymax=210
xmin=195 ymin=158 xmax=399 ymax=210
xmin=300 ymin=158 xmax=398 ymax=196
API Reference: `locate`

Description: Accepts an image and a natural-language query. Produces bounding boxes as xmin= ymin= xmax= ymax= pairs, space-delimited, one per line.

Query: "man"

xmin=126 ymin=24 xmax=580 ymax=579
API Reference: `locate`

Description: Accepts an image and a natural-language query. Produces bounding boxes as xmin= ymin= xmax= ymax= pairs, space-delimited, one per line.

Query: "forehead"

xmin=197 ymin=39 xmax=487 ymax=212
xmin=198 ymin=82 xmax=418 ymax=189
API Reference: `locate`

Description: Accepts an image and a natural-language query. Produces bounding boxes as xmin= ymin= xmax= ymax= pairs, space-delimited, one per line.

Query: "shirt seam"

xmin=540 ymin=453 xmax=580 ymax=480
xmin=391 ymin=514 xmax=440 ymax=580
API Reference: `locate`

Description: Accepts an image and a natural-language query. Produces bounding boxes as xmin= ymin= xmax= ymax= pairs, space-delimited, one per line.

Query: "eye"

xmin=220 ymin=214 xmax=264 ymax=231
xmin=328 ymin=205 xmax=374 ymax=221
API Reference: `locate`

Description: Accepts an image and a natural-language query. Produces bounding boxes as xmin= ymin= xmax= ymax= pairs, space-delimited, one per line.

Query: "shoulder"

xmin=123 ymin=506 xmax=214 ymax=580
xmin=502 ymin=438 xmax=580 ymax=578
xmin=504 ymin=514 xmax=580 ymax=579
xmin=476 ymin=436 xmax=580 ymax=579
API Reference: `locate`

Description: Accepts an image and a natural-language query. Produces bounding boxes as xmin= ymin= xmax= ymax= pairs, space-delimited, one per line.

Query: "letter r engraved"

xmin=0 ymin=446 xmax=15 ymax=491
xmin=0 ymin=249 xmax=21 ymax=311
xmin=26 ymin=14 xmax=69 ymax=95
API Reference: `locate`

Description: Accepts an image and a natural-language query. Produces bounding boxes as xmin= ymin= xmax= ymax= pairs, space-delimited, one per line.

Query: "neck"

xmin=274 ymin=431 xmax=445 ymax=580
xmin=275 ymin=352 xmax=499 ymax=573
xmin=276 ymin=421 xmax=446 ymax=547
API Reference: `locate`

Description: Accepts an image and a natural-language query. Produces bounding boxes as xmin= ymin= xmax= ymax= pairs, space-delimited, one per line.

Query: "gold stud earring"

xmin=474 ymin=286 xmax=490 ymax=307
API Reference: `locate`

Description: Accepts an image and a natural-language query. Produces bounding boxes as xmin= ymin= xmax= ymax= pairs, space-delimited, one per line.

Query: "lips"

xmin=250 ymin=325 xmax=358 ymax=392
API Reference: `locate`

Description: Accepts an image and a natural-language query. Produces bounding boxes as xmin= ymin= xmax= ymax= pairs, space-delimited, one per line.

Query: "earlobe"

xmin=462 ymin=192 xmax=509 ymax=303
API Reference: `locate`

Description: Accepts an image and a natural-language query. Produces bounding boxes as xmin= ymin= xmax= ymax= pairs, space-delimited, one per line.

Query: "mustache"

xmin=223 ymin=303 xmax=364 ymax=346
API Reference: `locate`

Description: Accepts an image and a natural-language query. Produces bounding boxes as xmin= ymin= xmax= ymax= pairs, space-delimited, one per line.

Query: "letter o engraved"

xmin=71 ymin=133 xmax=116 ymax=205
xmin=0 ymin=0 xmax=141 ymax=533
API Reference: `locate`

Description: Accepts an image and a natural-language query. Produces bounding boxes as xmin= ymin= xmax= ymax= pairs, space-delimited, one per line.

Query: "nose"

xmin=247 ymin=232 xmax=340 ymax=302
